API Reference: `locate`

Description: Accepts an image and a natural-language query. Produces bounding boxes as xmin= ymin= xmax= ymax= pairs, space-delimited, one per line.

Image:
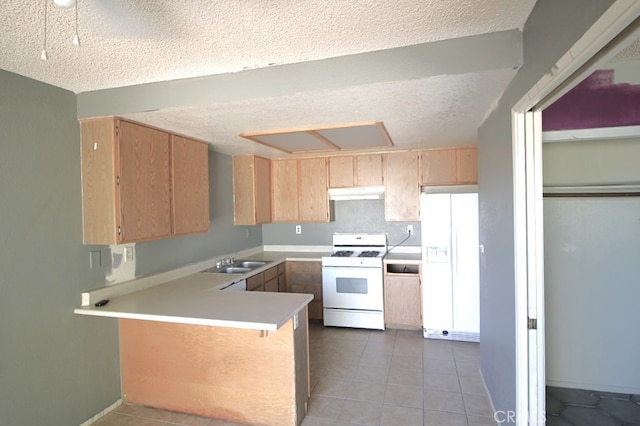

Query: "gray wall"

xmin=0 ymin=70 xmax=120 ymax=425
xmin=135 ymin=151 xmax=262 ymax=277
xmin=476 ymin=0 xmax=615 ymax=415
xmin=262 ymin=199 xmax=420 ymax=247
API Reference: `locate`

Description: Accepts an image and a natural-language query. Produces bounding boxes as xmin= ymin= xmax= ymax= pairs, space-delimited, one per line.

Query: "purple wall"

xmin=542 ymin=69 xmax=640 ymax=131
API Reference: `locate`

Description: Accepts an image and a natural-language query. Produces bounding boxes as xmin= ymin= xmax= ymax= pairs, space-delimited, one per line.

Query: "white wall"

xmin=543 ymin=196 xmax=640 ymax=393
xmin=543 ymin=135 xmax=640 ymax=393
xmin=543 ymin=137 xmax=640 ymax=186
xmin=476 ymin=0 xmax=615 ymax=415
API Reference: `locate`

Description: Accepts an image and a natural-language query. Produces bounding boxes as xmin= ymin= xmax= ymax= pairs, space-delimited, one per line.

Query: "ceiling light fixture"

xmin=53 ymin=0 xmax=76 ymax=8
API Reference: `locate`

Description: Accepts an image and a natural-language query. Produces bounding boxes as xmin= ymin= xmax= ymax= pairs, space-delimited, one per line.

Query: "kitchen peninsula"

xmin=75 ymin=255 xmax=315 ymax=426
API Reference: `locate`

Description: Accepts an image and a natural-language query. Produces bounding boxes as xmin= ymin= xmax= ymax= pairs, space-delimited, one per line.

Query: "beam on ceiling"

xmin=77 ymin=29 xmax=522 ymax=119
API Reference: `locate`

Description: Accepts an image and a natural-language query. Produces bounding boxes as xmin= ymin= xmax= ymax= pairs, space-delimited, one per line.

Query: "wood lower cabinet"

xmin=420 ymin=147 xmax=477 ymax=185
xmin=384 ymin=263 xmax=422 ymax=329
xmin=286 ymin=261 xmax=323 ymax=320
xmin=119 ymin=312 xmax=309 ymax=426
xmin=233 ymin=155 xmax=271 ymax=225
xmin=264 ymin=266 xmax=278 ymax=292
xmin=277 ymin=263 xmax=287 ymax=292
xmin=247 ymin=272 xmax=265 ymax=292
xmin=383 ymin=151 xmax=420 ymax=221
xmin=80 ymin=117 xmax=209 ymax=244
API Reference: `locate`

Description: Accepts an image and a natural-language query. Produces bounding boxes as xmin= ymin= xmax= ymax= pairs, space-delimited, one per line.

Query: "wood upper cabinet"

xmin=171 ymin=136 xmax=210 ymax=236
xmin=328 ymin=154 xmax=383 ymax=188
xmin=420 ymin=147 xmax=477 ymax=185
xmin=271 ymin=159 xmax=299 ymax=222
xmin=383 ymin=151 xmax=420 ymax=221
xmin=456 ymin=147 xmax=478 ymax=184
xmin=81 ymin=117 xmax=209 ymax=244
xmin=272 ymin=158 xmax=329 ymax=223
xmin=233 ymin=155 xmax=271 ymax=225
xmin=328 ymin=156 xmax=354 ymax=188
xmin=299 ymin=157 xmax=329 ymax=222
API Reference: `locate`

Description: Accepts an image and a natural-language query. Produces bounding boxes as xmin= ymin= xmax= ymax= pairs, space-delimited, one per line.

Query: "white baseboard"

xmin=546 ymin=379 xmax=640 ymax=395
xmin=78 ymin=399 xmax=122 ymax=426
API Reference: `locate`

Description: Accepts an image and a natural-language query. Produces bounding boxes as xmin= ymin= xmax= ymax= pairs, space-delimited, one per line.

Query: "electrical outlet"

xmin=407 ymin=225 xmax=413 ymax=235
xmin=124 ymin=246 xmax=134 ymax=262
xmin=295 ymin=225 xmax=302 ymax=234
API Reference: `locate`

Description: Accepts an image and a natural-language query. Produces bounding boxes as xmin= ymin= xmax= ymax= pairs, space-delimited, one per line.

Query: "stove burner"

xmin=359 ymin=251 xmax=380 ymax=257
xmin=331 ymin=250 xmax=354 ymax=257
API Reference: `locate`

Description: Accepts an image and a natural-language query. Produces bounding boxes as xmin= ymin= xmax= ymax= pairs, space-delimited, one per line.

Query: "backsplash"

xmin=262 ymin=199 xmax=421 ymax=247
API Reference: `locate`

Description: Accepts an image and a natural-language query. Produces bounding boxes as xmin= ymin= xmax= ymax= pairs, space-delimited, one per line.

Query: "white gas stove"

xmin=321 ymin=233 xmax=387 ymax=330
xmin=322 ymin=233 xmax=387 ymax=268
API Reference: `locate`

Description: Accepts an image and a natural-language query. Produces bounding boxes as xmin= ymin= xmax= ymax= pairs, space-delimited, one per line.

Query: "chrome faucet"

xmin=218 ymin=255 xmax=236 ymax=267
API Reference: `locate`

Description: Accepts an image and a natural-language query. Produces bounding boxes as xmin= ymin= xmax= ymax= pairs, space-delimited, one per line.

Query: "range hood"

xmin=328 ymin=186 xmax=385 ymax=200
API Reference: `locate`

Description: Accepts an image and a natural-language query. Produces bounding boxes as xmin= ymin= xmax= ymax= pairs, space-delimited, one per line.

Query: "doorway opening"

xmin=513 ymin=6 xmax=640 ymax=424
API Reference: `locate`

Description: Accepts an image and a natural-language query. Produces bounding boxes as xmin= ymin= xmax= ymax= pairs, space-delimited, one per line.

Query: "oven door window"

xmin=336 ymin=277 xmax=368 ymax=294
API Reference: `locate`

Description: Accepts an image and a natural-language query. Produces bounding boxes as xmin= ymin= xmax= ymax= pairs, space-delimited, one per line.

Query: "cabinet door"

xmin=420 ymin=149 xmax=457 ymax=185
xmin=277 ymin=263 xmax=287 ymax=292
xmin=286 ymin=261 xmax=323 ymax=319
xmin=233 ymin=155 xmax=271 ymax=225
xmin=171 ymin=136 xmax=210 ymax=235
xmin=254 ymin=156 xmax=272 ymax=223
xmin=299 ymin=158 xmax=329 ymax=222
xmin=264 ymin=278 xmax=278 ymax=292
xmin=118 ymin=120 xmax=172 ymax=242
xmin=456 ymin=147 xmax=478 ymax=184
xmin=328 ymin=156 xmax=354 ymax=188
xmin=247 ymin=273 xmax=265 ymax=291
xmin=271 ymin=159 xmax=299 ymax=222
xmin=384 ymin=275 xmax=421 ymax=327
xmin=81 ymin=118 xmax=119 ymax=244
xmin=384 ymin=152 xmax=420 ymax=221
xmin=355 ymin=154 xmax=383 ymax=186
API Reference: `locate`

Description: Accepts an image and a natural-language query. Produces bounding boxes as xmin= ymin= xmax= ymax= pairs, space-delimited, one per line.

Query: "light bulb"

xmin=53 ymin=0 xmax=76 ymax=8
xmin=72 ymin=34 xmax=80 ymax=46
xmin=41 ymin=49 xmax=48 ymax=61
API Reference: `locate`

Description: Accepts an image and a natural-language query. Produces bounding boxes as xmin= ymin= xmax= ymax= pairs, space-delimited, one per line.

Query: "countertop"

xmin=74 ymin=247 xmax=421 ymax=331
xmin=74 ymin=250 xmax=326 ymax=331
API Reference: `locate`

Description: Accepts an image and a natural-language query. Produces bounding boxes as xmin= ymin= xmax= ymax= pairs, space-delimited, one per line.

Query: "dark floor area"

xmin=546 ymin=386 xmax=640 ymax=425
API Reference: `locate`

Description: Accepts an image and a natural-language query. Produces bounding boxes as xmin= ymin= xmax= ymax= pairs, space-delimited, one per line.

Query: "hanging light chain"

xmin=72 ymin=1 xmax=80 ymax=46
xmin=41 ymin=0 xmax=49 ymax=60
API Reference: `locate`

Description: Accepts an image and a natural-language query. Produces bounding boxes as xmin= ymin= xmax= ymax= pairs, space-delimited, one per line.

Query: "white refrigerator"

xmin=421 ymin=192 xmax=480 ymax=342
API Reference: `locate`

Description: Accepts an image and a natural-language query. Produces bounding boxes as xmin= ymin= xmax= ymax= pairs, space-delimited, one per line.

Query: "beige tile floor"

xmin=92 ymin=321 xmax=495 ymax=426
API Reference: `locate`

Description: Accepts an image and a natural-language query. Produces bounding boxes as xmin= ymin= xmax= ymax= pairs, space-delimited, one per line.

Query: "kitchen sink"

xmin=216 ymin=266 xmax=253 ymax=274
xmin=238 ymin=261 xmax=267 ymax=268
xmin=201 ymin=260 xmax=269 ymax=274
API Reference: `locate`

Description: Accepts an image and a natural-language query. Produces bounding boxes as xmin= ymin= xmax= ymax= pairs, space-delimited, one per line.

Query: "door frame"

xmin=511 ymin=2 xmax=640 ymax=423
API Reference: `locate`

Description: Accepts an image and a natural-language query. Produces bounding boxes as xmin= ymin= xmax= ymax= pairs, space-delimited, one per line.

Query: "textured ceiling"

xmin=0 ymin=0 xmax=538 ymax=156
